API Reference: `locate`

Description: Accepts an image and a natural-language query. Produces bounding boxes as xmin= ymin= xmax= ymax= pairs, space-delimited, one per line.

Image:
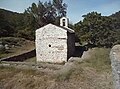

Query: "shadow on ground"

xmin=73 ymin=46 xmax=88 ymax=57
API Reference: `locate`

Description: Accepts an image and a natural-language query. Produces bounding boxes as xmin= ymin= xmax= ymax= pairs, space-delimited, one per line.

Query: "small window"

xmin=49 ymin=44 xmax=51 ymax=47
xmin=63 ymin=19 xmax=66 ymax=26
xmin=63 ymin=22 xmax=65 ymax=26
xmin=63 ymin=19 xmax=65 ymax=21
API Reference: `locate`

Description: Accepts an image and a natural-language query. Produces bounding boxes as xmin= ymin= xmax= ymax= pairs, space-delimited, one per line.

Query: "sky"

xmin=0 ymin=0 xmax=120 ymax=23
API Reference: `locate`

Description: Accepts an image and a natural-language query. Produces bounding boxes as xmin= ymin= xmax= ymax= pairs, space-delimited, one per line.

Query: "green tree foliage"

xmin=110 ymin=11 xmax=120 ymax=30
xmin=1 ymin=0 xmax=120 ymax=45
xmin=17 ymin=0 xmax=67 ymax=40
xmin=0 ymin=0 xmax=67 ymax=40
xmin=53 ymin=0 xmax=67 ymax=17
xmin=0 ymin=9 xmax=23 ymax=37
xmin=25 ymin=0 xmax=67 ymax=28
xmin=74 ymin=12 xmax=120 ymax=48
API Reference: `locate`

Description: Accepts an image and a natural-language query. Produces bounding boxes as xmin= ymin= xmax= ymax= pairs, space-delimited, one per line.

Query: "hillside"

xmin=0 ymin=0 xmax=68 ymax=40
xmin=0 ymin=9 xmax=24 ymax=37
xmin=0 ymin=37 xmax=35 ymax=59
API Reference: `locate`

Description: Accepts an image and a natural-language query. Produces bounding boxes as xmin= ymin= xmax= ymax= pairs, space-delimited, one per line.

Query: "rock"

xmin=0 ymin=41 xmax=2 ymax=44
xmin=12 ymin=45 xmax=15 ymax=48
xmin=0 ymin=44 xmax=5 ymax=52
xmin=110 ymin=45 xmax=120 ymax=89
xmin=68 ymin=57 xmax=83 ymax=62
xmin=5 ymin=44 xmax=9 ymax=50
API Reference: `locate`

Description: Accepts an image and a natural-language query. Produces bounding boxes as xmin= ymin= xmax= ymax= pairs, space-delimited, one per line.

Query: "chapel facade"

xmin=36 ymin=17 xmax=75 ymax=63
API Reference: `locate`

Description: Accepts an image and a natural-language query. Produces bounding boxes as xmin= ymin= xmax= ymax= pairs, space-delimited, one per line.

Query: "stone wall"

xmin=0 ymin=61 xmax=62 ymax=74
xmin=36 ymin=24 xmax=68 ymax=63
xmin=0 ymin=49 xmax=36 ymax=62
xmin=110 ymin=45 xmax=120 ymax=89
xmin=67 ymin=32 xmax=75 ymax=60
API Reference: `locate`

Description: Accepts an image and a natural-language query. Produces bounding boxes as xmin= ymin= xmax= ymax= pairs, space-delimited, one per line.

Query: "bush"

xmin=0 ymin=44 xmax=5 ymax=53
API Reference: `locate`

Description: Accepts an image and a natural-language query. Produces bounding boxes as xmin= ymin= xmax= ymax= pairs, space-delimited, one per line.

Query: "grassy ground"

xmin=53 ymin=48 xmax=113 ymax=89
xmin=81 ymin=48 xmax=111 ymax=72
xmin=0 ymin=37 xmax=35 ymax=59
xmin=0 ymin=48 xmax=113 ymax=89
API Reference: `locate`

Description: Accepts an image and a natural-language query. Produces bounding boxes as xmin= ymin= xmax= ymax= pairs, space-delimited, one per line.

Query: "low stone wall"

xmin=110 ymin=45 xmax=120 ymax=89
xmin=0 ymin=49 xmax=36 ymax=62
xmin=0 ymin=61 xmax=62 ymax=74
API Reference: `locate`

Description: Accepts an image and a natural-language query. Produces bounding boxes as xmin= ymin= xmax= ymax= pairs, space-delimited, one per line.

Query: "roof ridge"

xmin=36 ymin=23 xmax=75 ymax=33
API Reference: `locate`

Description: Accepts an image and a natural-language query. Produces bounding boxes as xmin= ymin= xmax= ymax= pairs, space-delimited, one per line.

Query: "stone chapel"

xmin=35 ymin=17 xmax=75 ymax=63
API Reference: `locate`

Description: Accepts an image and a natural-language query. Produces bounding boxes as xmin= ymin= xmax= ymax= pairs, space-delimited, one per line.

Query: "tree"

xmin=53 ymin=0 xmax=67 ymax=17
xmin=0 ymin=0 xmax=67 ymax=40
xmin=74 ymin=12 xmax=120 ymax=48
xmin=25 ymin=0 xmax=67 ymax=28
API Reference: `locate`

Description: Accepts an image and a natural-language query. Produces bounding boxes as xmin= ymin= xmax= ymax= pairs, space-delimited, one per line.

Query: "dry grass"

xmin=53 ymin=48 xmax=113 ymax=89
xmin=25 ymin=57 xmax=36 ymax=62
xmin=0 ymin=48 xmax=113 ymax=89
xmin=81 ymin=48 xmax=111 ymax=72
